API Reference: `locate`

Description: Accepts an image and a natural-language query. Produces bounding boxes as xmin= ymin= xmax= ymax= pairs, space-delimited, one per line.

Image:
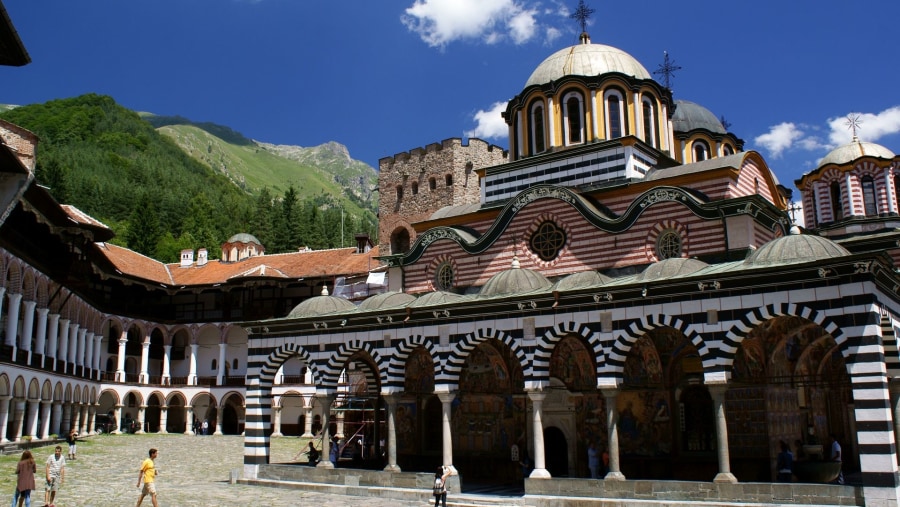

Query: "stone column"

xmin=34 ymin=308 xmax=49 ymax=363
xmin=72 ymin=403 xmax=83 ymax=435
xmin=135 ymin=405 xmax=146 ymax=434
xmin=316 ymin=394 xmax=336 ymax=469
xmin=79 ymin=404 xmax=89 ymax=435
xmin=12 ymin=399 xmax=25 ymax=441
xmin=709 ymin=383 xmax=737 ymax=483
xmin=84 ymin=332 xmax=94 ymax=376
xmin=601 ymin=388 xmax=625 ymax=480
xmin=188 ymin=343 xmax=198 ymax=385
xmin=302 ymin=406 xmax=313 ymax=437
xmin=272 ymin=405 xmax=284 ymax=438
xmin=56 ymin=320 xmax=70 ymax=372
xmin=159 ymin=406 xmax=168 ymax=434
xmin=335 ymin=411 xmax=345 ymax=438
xmin=214 ymin=406 xmax=224 ymax=436
xmin=76 ymin=328 xmax=87 ymax=368
xmin=0 ymin=396 xmax=11 ymax=443
xmin=162 ymin=345 xmax=172 ymax=385
xmin=86 ymin=404 xmax=96 ymax=435
xmin=50 ymin=401 xmax=62 ymax=436
xmin=46 ymin=314 xmax=60 ymax=362
xmin=115 ymin=334 xmax=127 ymax=382
xmin=67 ymin=323 xmax=79 ymax=366
xmin=184 ymin=406 xmax=194 ymax=435
xmin=139 ymin=340 xmax=150 ymax=384
xmin=437 ymin=391 xmax=458 ymax=474
xmin=60 ymin=402 xmax=72 ymax=435
xmin=0 ymin=287 xmax=6 ymax=326
xmin=19 ymin=300 xmax=35 ymax=355
xmin=4 ymin=292 xmax=22 ymax=349
xmin=527 ymin=391 xmax=551 ymax=478
xmin=383 ymin=394 xmax=400 ymax=472
xmin=112 ymin=404 xmax=123 ymax=435
xmin=93 ymin=335 xmax=102 ymax=374
xmin=217 ymin=342 xmax=227 ymax=385
xmin=39 ymin=401 xmax=52 ymax=439
xmin=25 ymin=398 xmax=40 ymax=438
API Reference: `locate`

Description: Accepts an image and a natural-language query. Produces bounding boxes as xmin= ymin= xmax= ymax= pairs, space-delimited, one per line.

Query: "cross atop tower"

xmin=570 ymin=0 xmax=595 ymax=34
xmin=845 ymin=113 xmax=862 ymax=141
xmin=653 ymin=51 xmax=682 ymax=91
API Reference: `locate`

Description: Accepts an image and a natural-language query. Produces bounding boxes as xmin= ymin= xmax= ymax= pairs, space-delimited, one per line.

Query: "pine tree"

xmin=125 ymin=193 xmax=161 ymax=257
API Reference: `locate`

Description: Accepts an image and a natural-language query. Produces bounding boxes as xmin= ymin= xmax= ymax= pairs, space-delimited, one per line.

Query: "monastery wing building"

xmin=4 ymin=4 xmax=900 ymax=506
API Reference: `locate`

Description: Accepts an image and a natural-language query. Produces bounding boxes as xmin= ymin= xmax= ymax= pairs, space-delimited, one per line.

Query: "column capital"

xmin=436 ymin=391 xmax=457 ymax=404
xmin=706 ymin=382 xmax=730 ymax=397
xmin=381 ymin=393 xmax=399 ymax=405
xmin=526 ymin=390 xmax=546 ymax=403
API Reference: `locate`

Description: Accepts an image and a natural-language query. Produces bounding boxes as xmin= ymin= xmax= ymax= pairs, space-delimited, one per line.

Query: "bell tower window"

xmin=862 ymin=175 xmax=877 ymax=216
xmin=530 ymin=102 xmax=546 ymax=155
xmin=641 ymin=96 xmax=658 ymax=148
xmin=830 ymin=181 xmax=843 ymax=221
xmin=563 ymin=91 xmax=584 ymax=146
xmin=692 ymin=141 xmax=710 ymax=162
xmin=604 ymin=90 xmax=624 ymax=139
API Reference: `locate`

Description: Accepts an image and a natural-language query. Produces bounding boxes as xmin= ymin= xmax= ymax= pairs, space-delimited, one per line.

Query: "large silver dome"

xmin=744 ymin=230 xmax=849 ymax=267
xmin=818 ymin=138 xmax=895 ymax=168
xmin=525 ymin=43 xmax=651 ymax=88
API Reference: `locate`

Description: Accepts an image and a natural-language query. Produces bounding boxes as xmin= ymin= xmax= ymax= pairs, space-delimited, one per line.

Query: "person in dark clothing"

xmin=776 ymin=440 xmax=793 ymax=482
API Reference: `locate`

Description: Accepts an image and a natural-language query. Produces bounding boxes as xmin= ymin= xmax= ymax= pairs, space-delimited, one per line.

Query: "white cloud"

xmin=754 ymin=123 xmax=804 ymax=158
xmin=465 ymin=101 xmax=509 ymax=140
xmin=826 ymin=106 xmax=900 ymax=147
xmin=401 ymin=0 xmax=542 ymax=48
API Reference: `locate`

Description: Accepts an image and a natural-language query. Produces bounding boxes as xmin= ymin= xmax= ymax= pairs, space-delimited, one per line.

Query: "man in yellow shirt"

xmin=135 ymin=448 xmax=159 ymax=507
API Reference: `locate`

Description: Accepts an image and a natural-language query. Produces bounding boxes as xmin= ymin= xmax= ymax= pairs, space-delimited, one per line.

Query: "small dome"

xmin=409 ymin=291 xmax=464 ymax=308
xmin=553 ymin=270 xmax=611 ymax=291
xmin=357 ymin=291 xmax=416 ymax=312
xmin=227 ymin=233 xmax=262 ymax=245
xmin=479 ymin=261 xmax=552 ymax=298
xmin=636 ymin=257 xmax=708 ymax=281
xmin=287 ymin=295 xmax=356 ymax=319
xmin=818 ymin=138 xmax=895 ymax=168
xmin=672 ymin=100 xmax=726 ymax=135
xmin=525 ymin=42 xmax=651 ymax=88
xmin=744 ymin=231 xmax=850 ymax=267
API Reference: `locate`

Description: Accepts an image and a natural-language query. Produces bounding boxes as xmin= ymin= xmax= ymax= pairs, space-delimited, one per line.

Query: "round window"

xmin=657 ymin=230 xmax=682 ymax=259
xmin=435 ymin=262 xmax=454 ymax=291
xmin=530 ymin=221 xmax=566 ymax=262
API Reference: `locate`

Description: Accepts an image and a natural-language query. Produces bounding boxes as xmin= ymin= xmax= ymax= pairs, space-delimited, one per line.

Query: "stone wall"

xmin=377 ymin=138 xmax=507 ymax=256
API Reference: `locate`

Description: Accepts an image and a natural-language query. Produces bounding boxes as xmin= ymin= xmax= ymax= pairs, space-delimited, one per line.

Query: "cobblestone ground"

xmin=4 ymin=434 xmax=430 ymax=507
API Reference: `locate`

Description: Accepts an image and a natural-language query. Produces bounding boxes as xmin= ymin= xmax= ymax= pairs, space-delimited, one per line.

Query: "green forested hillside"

xmin=0 ymin=94 xmax=378 ymax=263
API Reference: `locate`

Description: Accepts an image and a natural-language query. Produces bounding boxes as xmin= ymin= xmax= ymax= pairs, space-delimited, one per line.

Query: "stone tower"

xmin=378 ymin=137 xmax=507 ymax=256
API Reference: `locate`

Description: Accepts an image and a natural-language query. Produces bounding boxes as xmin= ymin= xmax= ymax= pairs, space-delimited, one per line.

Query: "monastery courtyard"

xmin=0 ymin=435 xmax=433 ymax=507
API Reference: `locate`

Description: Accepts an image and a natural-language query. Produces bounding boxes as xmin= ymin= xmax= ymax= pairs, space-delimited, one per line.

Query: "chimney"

xmin=180 ymin=249 xmax=194 ymax=267
xmin=197 ymin=248 xmax=208 ymax=266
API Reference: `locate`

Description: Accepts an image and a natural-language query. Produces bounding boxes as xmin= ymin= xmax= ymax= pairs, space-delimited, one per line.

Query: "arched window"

xmin=723 ymin=144 xmax=734 ymax=156
xmin=445 ymin=174 xmax=453 ymax=186
xmin=830 ymin=181 xmax=843 ymax=221
xmin=211 ymin=358 xmax=218 ymax=371
xmin=604 ymin=90 xmax=624 ymax=139
xmin=530 ymin=101 xmax=546 ymax=155
xmin=809 ymin=189 xmax=818 ymax=228
xmin=641 ymin=95 xmax=658 ymax=148
xmin=232 ymin=358 xmax=239 ymax=370
xmin=429 ymin=177 xmax=436 ymax=191
xmin=390 ymin=227 xmax=411 ymax=255
xmin=692 ymin=140 xmax=710 ymax=162
xmin=862 ymin=175 xmax=877 ymax=216
xmin=562 ymin=91 xmax=584 ymax=146
xmin=411 ymin=181 xmax=418 ymax=195
xmin=395 ymin=185 xmax=403 ymax=201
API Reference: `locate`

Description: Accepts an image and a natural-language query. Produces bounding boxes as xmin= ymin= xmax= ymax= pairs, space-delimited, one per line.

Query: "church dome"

xmin=227 ymin=233 xmax=262 ymax=245
xmin=552 ymin=270 xmax=611 ymax=291
xmin=287 ymin=294 xmax=356 ymax=319
xmin=525 ymin=42 xmax=651 ymax=88
xmin=409 ymin=290 xmax=464 ymax=308
xmin=744 ymin=228 xmax=850 ymax=267
xmin=478 ymin=256 xmax=552 ymax=298
xmin=636 ymin=257 xmax=708 ymax=281
xmin=357 ymin=291 xmax=415 ymax=312
xmin=672 ymin=100 xmax=726 ymax=135
xmin=818 ymin=138 xmax=895 ymax=168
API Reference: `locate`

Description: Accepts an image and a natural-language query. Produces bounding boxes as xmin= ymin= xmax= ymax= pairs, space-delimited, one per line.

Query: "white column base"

xmin=604 ymin=471 xmax=626 ymax=481
xmin=529 ymin=468 xmax=551 ymax=479
xmin=713 ymin=472 xmax=738 ymax=483
xmin=383 ymin=464 xmax=401 ymax=473
xmin=316 ymin=460 xmax=335 ymax=469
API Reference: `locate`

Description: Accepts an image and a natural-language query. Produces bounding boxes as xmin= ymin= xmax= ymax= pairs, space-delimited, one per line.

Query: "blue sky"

xmin=3 ymin=0 xmax=899 ymax=197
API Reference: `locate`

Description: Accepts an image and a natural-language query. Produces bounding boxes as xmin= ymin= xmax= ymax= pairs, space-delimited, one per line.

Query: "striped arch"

xmin=321 ymin=340 xmax=384 ymax=394
xmin=882 ymin=310 xmax=900 ymax=378
xmin=441 ymin=328 xmax=528 ymax=390
xmin=386 ymin=334 xmax=439 ymax=392
xmin=605 ymin=314 xmax=710 ymax=380
xmin=533 ymin=321 xmax=602 ymax=389
xmin=255 ymin=342 xmax=316 ymax=388
xmin=719 ymin=303 xmax=844 ymax=380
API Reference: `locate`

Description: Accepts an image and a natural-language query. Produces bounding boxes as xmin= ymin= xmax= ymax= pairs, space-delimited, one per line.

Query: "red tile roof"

xmin=94 ymin=242 xmax=383 ymax=288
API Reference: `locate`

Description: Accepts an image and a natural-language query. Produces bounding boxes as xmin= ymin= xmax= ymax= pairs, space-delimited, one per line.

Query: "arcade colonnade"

xmin=243 ymin=288 xmax=900 ymax=504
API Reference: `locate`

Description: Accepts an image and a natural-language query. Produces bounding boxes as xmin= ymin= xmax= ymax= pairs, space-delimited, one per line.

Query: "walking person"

xmin=587 ymin=442 xmax=600 ymax=479
xmin=201 ymin=419 xmax=209 ymax=436
xmin=432 ymin=465 xmax=450 ymax=507
xmin=135 ymin=448 xmax=160 ymax=507
xmin=776 ymin=440 xmax=794 ymax=482
xmin=66 ymin=429 xmax=77 ymax=460
xmin=43 ymin=446 xmax=65 ymax=507
xmin=11 ymin=450 xmax=36 ymax=507
xmin=829 ymin=434 xmax=844 ymax=484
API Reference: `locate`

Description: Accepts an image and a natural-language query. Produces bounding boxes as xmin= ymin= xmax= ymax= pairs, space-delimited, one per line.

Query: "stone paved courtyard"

xmin=1 ymin=434 xmax=432 ymax=507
